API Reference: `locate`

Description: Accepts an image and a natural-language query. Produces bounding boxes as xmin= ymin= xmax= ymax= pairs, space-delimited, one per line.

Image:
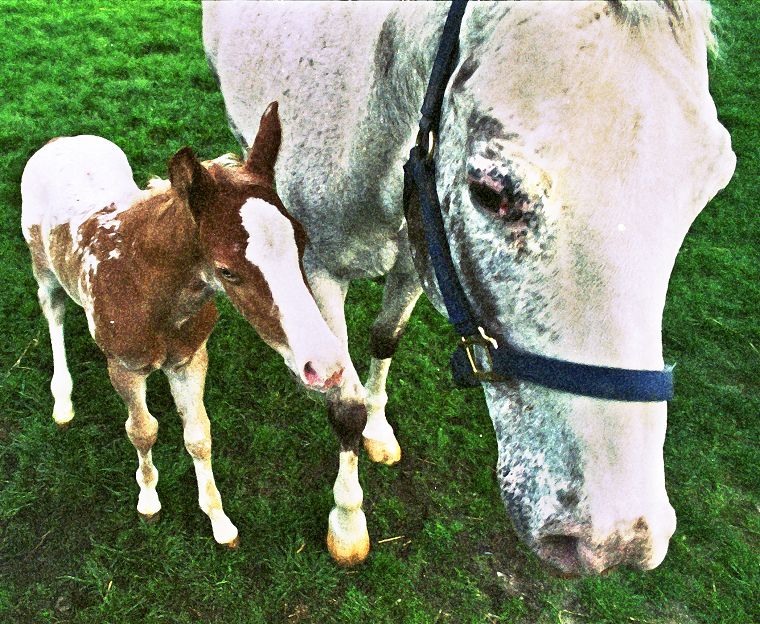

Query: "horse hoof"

xmin=139 ymin=510 xmax=161 ymax=524
xmin=225 ymin=535 xmax=241 ymax=550
xmin=363 ymin=436 xmax=401 ymax=466
xmin=327 ymin=516 xmax=370 ymax=567
xmin=55 ymin=421 xmax=72 ymax=431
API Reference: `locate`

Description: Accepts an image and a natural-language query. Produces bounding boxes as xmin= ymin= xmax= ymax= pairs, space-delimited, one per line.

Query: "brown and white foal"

xmin=21 ymin=103 xmax=345 ymax=547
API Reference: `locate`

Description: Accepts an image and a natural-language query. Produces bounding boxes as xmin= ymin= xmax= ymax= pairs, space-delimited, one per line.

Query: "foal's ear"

xmin=244 ymin=101 xmax=281 ymax=184
xmin=168 ymin=147 xmax=214 ymax=220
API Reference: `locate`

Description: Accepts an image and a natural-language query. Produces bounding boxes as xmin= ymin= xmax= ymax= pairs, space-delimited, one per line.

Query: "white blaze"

xmin=239 ymin=197 xmax=342 ymax=381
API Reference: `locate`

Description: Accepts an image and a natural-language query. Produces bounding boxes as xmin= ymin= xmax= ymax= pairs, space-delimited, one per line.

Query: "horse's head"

xmin=169 ymin=102 xmax=345 ymax=391
xmin=416 ymin=2 xmax=735 ymax=575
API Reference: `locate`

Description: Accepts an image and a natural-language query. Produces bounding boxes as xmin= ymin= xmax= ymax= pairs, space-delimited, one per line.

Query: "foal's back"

xmin=22 ymin=135 xmax=140 ymax=239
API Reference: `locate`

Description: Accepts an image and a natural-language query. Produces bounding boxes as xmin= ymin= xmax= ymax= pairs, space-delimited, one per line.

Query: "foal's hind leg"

xmin=107 ymin=360 xmax=161 ymax=521
xmin=164 ymin=344 xmax=239 ymax=547
xmin=34 ymin=270 xmax=75 ymax=427
xmin=363 ymin=262 xmax=422 ymax=464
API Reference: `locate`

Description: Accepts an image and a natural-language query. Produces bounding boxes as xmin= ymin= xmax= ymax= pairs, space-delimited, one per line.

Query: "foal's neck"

xmin=123 ymin=188 xmax=218 ymax=326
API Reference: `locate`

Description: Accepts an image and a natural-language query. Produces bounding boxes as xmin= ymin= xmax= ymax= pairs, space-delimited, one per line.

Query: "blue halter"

xmin=402 ymin=0 xmax=674 ymax=402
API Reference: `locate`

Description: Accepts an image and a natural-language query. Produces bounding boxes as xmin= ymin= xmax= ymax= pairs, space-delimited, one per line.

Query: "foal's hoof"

xmin=225 ymin=535 xmax=241 ymax=550
xmin=363 ymin=436 xmax=401 ymax=466
xmin=139 ymin=510 xmax=161 ymax=524
xmin=53 ymin=404 xmax=74 ymax=429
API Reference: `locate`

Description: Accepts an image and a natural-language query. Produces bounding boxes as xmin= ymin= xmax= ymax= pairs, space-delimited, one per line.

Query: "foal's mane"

xmin=610 ymin=0 xmax=716 ymax=54
xmin=146 ymin=152 xmax=242 ymax=195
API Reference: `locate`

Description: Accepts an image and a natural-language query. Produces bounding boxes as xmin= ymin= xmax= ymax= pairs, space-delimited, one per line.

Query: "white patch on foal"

xmin=239 ymin=197 xmax=342 ymax=385
xmin=21 ymin=135 xmax=140 ymax=242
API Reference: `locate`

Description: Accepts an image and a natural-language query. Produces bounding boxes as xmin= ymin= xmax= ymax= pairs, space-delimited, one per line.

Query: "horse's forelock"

xmin=463 ymin=2 xmax=716 ymax=58
xmin=609 ymin=0 xmax=717 ymax=55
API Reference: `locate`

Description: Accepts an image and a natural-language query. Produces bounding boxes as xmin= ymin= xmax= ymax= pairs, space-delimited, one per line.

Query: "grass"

xmin=0 ymin=1 xmax=757 ymax=622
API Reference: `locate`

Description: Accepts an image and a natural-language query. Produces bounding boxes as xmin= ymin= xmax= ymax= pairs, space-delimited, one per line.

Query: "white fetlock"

xmin=363 ymin=400 xmax=401 ymax=465
xmin=52 ymin=400 xmax=75 ymax=427
xmin=327 ymin=507 xmax=370 ymax=566
xmin=328 ymin=451 xmax=370 ymax=565
xmin=211 ymin=514 xmax=239 ymax=548
xmin=363 ymin=358 xmax=402 ymax=464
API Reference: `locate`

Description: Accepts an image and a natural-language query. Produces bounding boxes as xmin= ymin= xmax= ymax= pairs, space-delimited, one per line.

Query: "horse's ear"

xmin=169 ymin=147 xmax=214 ymax=221
xmin=244 ymin=101 xmax=281 ymax=184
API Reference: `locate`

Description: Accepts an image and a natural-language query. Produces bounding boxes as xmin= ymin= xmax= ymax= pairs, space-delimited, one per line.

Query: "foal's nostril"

xmin=303 ymin=361 xmax=321 ymax=386
xmin=323 ymin=367 xmax=344 ymax=389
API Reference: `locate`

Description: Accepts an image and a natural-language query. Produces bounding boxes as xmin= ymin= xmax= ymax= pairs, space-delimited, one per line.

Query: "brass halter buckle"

xmin=415 ymin=128 xmax=437 ymax=162
xmin=461 ymin=327 xmax=500 ymax=381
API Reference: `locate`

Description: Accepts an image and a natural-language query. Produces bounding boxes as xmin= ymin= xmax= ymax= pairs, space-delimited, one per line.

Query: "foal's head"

xmin=168 ymin=102 xmax=344 ymax=390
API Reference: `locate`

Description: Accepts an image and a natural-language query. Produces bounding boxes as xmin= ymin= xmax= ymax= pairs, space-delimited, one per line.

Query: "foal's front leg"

xmin=107 ymin=360 xmax=161 ymax=521
xmin=164 ymin=344 xmax=239 ymax=548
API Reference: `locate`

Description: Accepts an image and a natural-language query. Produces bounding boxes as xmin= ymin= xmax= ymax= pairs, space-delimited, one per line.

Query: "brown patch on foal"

xmin=25 ymin=224 xmax=51 ymax=277
xmin=78 ymin=194 xmax=218 ymax=370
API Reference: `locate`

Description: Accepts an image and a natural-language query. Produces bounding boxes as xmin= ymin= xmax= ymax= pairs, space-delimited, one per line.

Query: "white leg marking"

xmin=125 ymin=411 xmax=161 ymax=518
xmin=363 ymin=357 xmax=401 ymax=465
xmin=38 ymin=286 xmax=74 ymax=426
xmin=134 ymin=443 xmax=161 ymax=517
xmin=327 ymin=450 xmax=370 ymax=566
xmin=305 ymin=267 xmax=371 ymax=564
xmin=108 ymin=363 xmax=162 ymax=520
xmin=165 ymin=345 xmax=238 ymax=546
xmin=362 ymin=266 xmax=421 ymax=464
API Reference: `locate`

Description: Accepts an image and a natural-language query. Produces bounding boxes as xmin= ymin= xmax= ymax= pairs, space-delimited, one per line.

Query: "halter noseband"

xmin=402 ymin=0 xmax=674 ymax=402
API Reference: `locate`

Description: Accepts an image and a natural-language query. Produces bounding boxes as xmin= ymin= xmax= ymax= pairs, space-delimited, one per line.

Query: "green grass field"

xmin=0 ymin=1 xmax=757 ymax=622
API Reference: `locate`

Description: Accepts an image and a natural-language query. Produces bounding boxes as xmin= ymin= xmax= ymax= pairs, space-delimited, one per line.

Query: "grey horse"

xmin=202 ymin=1 xmax=735 ymax=575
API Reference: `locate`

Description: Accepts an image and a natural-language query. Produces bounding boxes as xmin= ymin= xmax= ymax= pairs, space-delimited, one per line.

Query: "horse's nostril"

xmin=537 ymin=534 xmax=585 ymax=574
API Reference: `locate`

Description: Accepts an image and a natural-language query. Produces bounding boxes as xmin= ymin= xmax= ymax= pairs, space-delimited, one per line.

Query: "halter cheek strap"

xmin=402 ymin=0 xmax=674 ymax=402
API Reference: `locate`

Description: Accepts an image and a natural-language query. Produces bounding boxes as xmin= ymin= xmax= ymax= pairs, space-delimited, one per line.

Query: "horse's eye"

xmin=468 ymin=181 xmax=503 ymax=213
xmin=217 ymin=267 xmax=241 ymax=283
xmin=468 ymin=180 xmax=527 ymax=222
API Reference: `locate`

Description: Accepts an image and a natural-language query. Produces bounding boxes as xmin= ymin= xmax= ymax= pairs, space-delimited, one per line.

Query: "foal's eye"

xmin=217 ymin=267 xmax=241 ymax=283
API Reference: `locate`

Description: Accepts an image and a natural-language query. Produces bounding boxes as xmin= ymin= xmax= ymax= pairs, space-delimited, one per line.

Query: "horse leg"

xmin=34 ymin=268 xmax=74 ymax=428
xmin=307 ymin=268 xmax=370 ymax=566
xmin=107 ymin=360 xmax=161 ymax=521
xmin=164 ymin=343 xmax=239 ymax=548
xmin=364 ymin=264 xmax=422 ymax=464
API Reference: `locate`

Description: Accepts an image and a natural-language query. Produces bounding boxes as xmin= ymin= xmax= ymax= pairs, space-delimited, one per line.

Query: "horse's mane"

xmin=610 ymin=0 xmax=717 ymax=54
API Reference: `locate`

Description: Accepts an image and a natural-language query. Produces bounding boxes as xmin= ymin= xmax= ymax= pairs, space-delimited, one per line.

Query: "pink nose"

xmin=302 ymin=362 xmax=344 ymax=389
